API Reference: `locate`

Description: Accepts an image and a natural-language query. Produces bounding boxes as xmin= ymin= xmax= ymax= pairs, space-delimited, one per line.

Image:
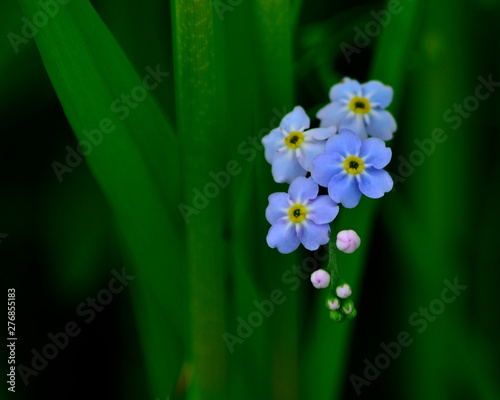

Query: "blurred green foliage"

xmin=2 ymin=0 xmax=500 ymax=399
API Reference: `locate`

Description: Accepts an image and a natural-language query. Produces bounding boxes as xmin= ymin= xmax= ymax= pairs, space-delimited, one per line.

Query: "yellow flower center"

xmin=344 ymin=156 xmax=364 ymax=175
xmin=349 ymin=97 xmax=371 ymax=114
xmin=288 ymin=204 xmax=307 ymax=223
xmin=285 ymin=131 xmax=304 ymax=149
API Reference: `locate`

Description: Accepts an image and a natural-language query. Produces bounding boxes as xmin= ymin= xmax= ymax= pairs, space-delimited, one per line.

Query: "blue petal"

xmin=305 ymin=126 xmax=337 ymax=140
xmin=358 ymin=168 xmax=393 ymax=199
xmin=288 ymin=176 xmax=318 ymax=203
xmin=297 ymin=220 xmax=330 ymax=251
xmin=311 ymin=152 xmax=344 ymax=187
xmin=267 ymin=219 xmax=300 ymax=254
xmin=307 ymin=195 xmax=339 ymax=224
xmin=317 ymin=102 xmax=348 ymax=128
xmin=366 ymin=109 xmax=397 ymax=141
xmin=359 ymin=138 xmax=392 ymax=169
xmin=329 ymin=78 xmax=362 ymax=102
xmin=271 ymin=150 xmax=307 ymax=184
xmin=262 ymin=127 xmax=285 ymax=163
xmin=297 ymin=140 xmax=326 ymax=172
xmin=266 ymin=193 xmax=290 ymax=224
xmin=361 ymin=80 xmax=393 ymax=108
xmin=325 ymin=130 xmax=361 ymax=157
xmin=328 ymin=172 xmax=362 ymax=208
xmin=339 ymin=114 xmax=368 ymax=140
xmin=280 ymin=106 xmax=310 ymax=133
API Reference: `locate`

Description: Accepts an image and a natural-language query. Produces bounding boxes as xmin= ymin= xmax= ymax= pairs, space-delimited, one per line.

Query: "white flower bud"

xmin=336 ymin=229 xmax=361 ymax=254
xmin=342 ymin=299 xmax=355 ymax=314
xmin=326 ymin=297 xmax=340 ymax=310
xmin=310 ymin=269 xmax=330 ymax=289
xmin=336 ymin=283 xmax=352 ymax=298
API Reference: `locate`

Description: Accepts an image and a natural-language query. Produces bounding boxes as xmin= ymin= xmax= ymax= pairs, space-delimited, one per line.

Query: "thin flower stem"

xmin=327 ymin=225 xmax=339 ymax=289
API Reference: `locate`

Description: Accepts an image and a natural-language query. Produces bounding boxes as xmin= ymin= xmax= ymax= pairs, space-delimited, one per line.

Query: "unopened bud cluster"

xmin=327 ymin=282 xmax=357 ymax=322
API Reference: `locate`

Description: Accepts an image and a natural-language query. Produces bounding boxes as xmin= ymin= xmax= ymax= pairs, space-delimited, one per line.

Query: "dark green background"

xmin=2 ymin=0 xmax=500 ymax=399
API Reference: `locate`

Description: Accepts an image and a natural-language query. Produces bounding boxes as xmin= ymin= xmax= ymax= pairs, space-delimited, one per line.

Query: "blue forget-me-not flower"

xmin=311 ymin=129 xmax=393 ymax=208
xmin=317 ymin=78 xmax=397 ymax=141
xmin=262 ymin=106 xmax=336 ymax=183
xmin=266 ymin=177 xmax=339 ymax=254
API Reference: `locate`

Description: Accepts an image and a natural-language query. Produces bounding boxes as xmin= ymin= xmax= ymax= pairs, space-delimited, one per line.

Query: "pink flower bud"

xmin=336 ymin=229 xmax=361 ymax=254
xmin=310 ymin=269 xmax=330 ymax=289
xmin=327 ymin=298 xmax=340 ymax=310
xmin=336 ymin=283 xmax=352 ymax=298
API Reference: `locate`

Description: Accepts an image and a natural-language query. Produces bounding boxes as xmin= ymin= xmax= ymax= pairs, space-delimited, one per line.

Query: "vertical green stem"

xmin=171 ymin=2 xmax=228 ymax=399
xmin=327 ymin=231 xmax=339 ymax=284
xmin=251 ymin=1 xmax=298 ymax=399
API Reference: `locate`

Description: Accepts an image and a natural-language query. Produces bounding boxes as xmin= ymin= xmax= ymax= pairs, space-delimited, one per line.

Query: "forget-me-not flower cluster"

xmin=262 ymin=77 xmax=397 ymax=321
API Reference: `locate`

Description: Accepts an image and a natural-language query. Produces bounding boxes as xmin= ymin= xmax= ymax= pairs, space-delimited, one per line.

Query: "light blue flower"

xmin=266 ymin=177 xmax=339 ymax=254
xmin=262 ymin=106 xmax=336 ymax=183
xmin=311 ymin=129 xmax=393 ymax=208
xmin=317 ymin=77 xmax=397 ymax=141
